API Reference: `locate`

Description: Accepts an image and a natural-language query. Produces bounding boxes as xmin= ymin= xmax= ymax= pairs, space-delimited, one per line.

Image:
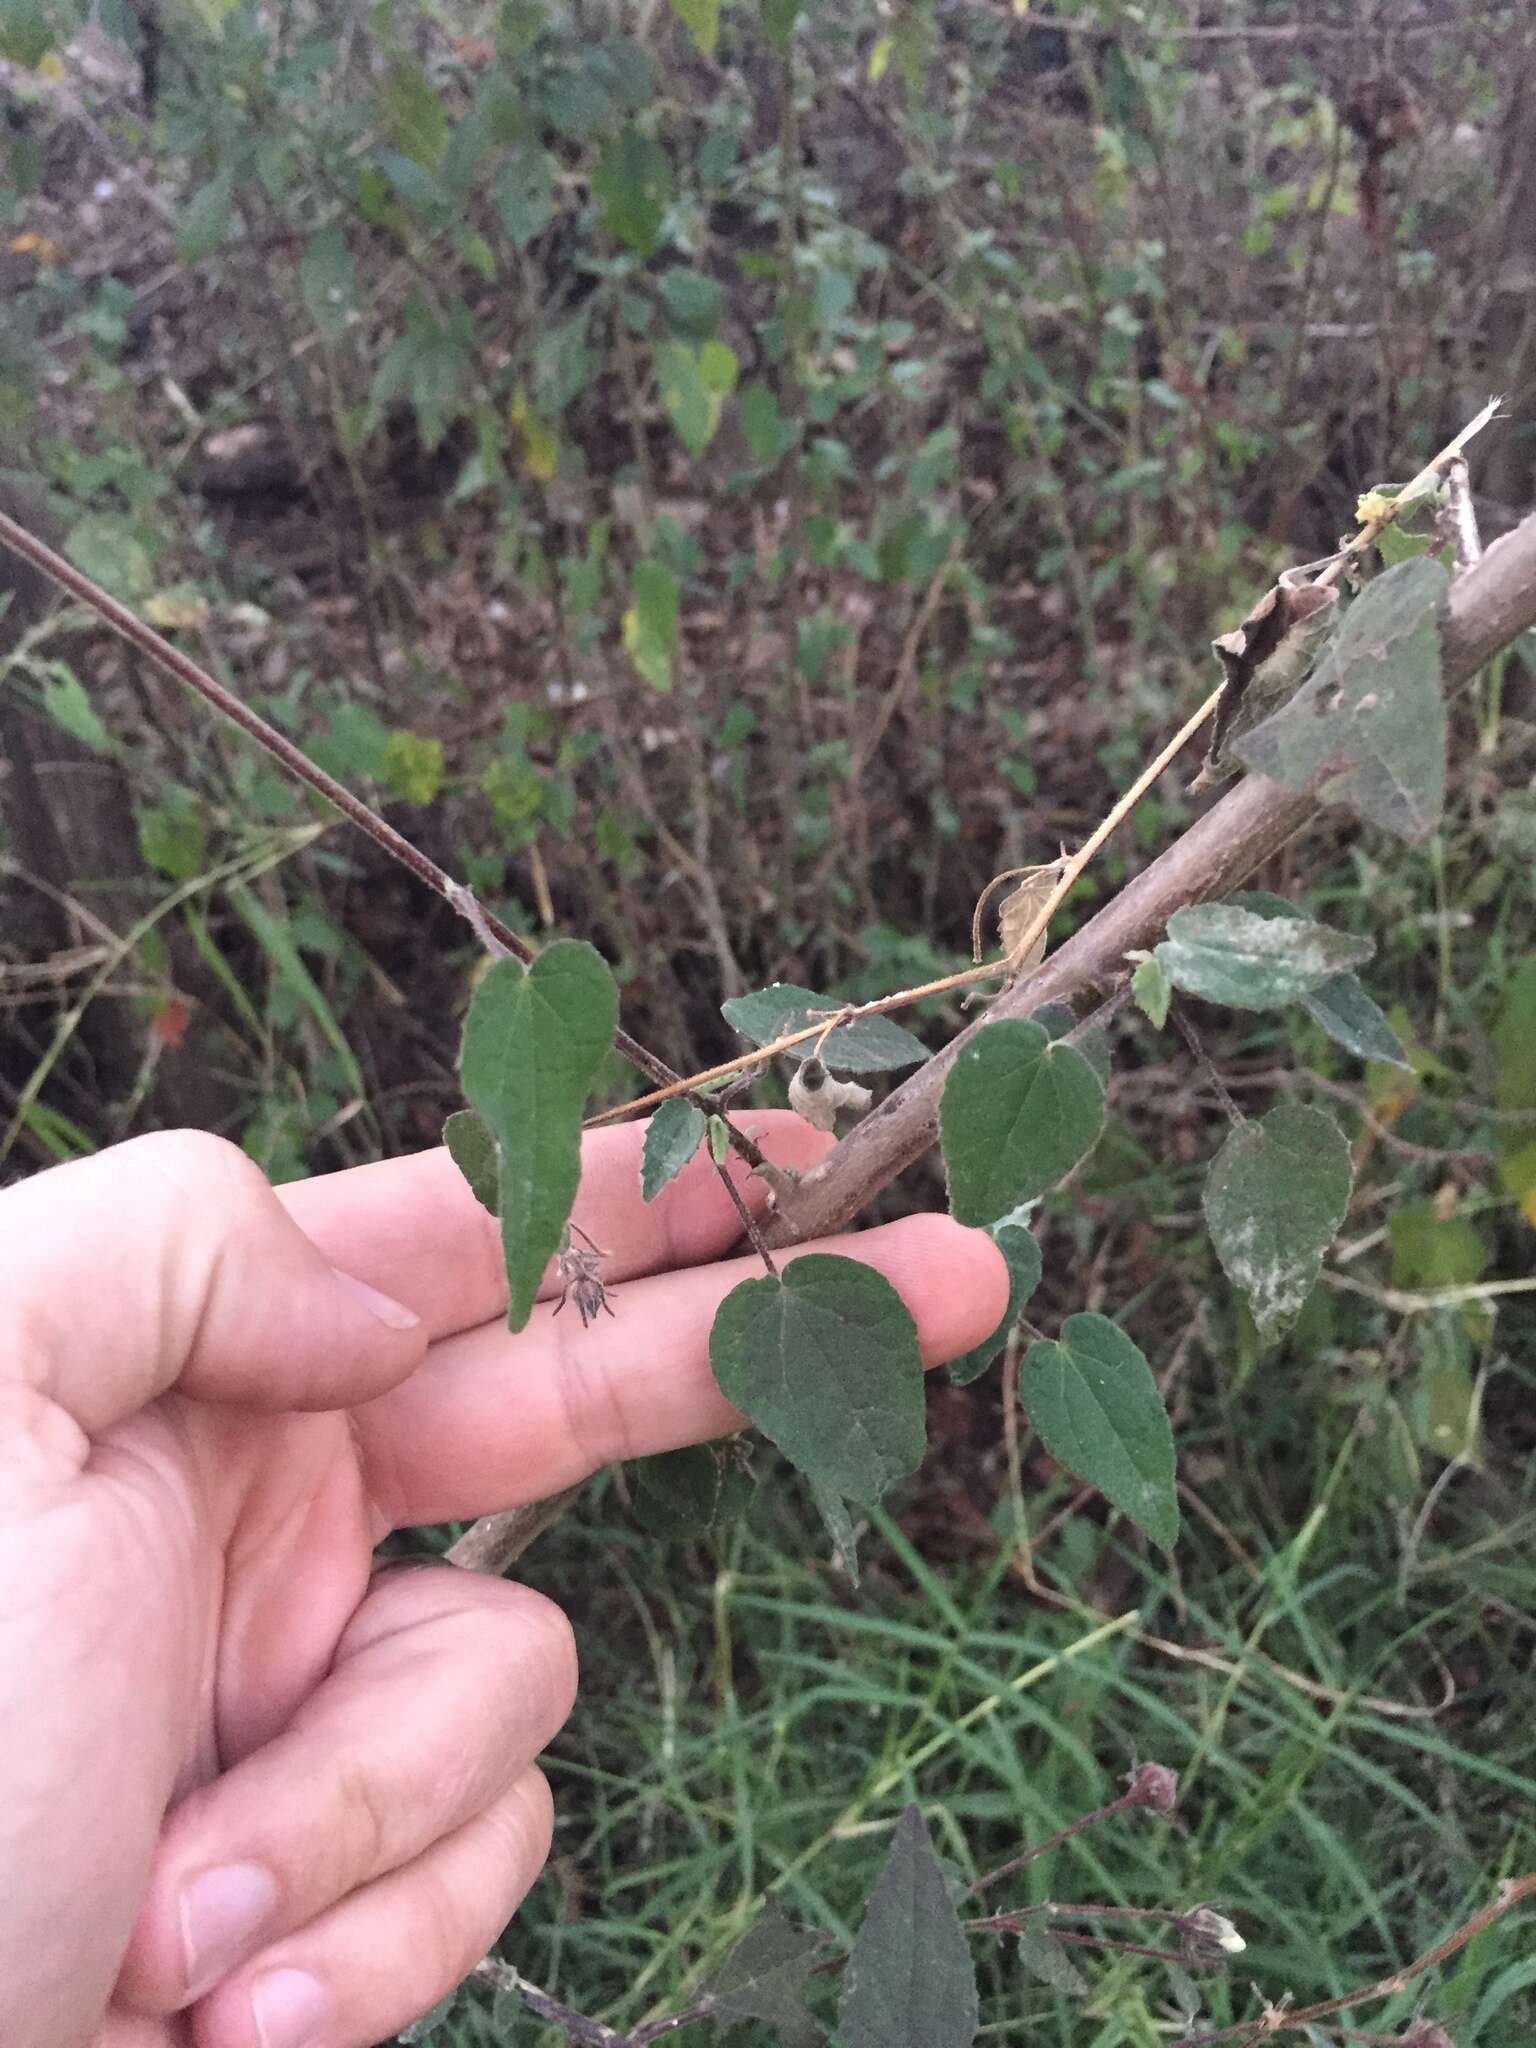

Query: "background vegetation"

xmin=3 ymin=0 xmax=1536 ymax=2040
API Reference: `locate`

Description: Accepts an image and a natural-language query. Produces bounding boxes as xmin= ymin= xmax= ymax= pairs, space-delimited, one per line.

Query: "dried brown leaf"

xmin=1194 ymin=557 xmax=1341 ymax=787
xmin=997 ymin=862 xmax=1066 ymax=978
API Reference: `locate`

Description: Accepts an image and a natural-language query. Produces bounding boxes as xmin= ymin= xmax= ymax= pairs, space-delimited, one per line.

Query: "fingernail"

xmin=329 ymin=1266 xmax=420 ymax=1330
xmin=180 ymin=1861 xmax=280 ymax=1995
xmin=250 ymin=1967 xmax=331 ymax=2048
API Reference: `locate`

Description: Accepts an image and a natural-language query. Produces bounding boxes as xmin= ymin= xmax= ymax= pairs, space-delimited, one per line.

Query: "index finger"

xmin=276 ymin=1113 xmax=833 ymax=1343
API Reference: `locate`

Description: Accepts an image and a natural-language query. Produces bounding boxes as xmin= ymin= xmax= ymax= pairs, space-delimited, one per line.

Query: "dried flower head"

xmin=1180 ymin=1904 xmax=1246 ymax=1967
xmin=1124 ymin=1760 xmax=1180 ymax=1815
xmin=553 ymin=1230 xmax=614 ymax=1328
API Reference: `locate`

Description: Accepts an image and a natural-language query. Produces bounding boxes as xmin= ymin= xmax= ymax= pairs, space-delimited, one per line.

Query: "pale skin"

xmin=0 ymin=1117 xmax=1007 ymax=2048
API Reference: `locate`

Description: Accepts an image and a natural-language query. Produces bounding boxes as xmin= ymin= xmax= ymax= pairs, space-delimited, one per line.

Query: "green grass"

xmin=431 ymin=1414 xmax=1536 ymax=2046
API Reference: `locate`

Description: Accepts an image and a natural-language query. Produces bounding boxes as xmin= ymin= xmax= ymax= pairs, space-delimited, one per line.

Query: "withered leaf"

xmin=789 ymin=1059 xmax=873 ymax=1132
xmin=975 ymin=860 xmax=1067 ymax=979
xmin=1233 ymin=555 xmax=1449 ymax=844
xmin=1196 ymin=558 xmax=1340 ymax=785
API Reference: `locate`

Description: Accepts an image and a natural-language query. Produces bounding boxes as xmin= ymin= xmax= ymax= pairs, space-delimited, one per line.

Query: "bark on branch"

xmin=767 ymin=509 xmax=1536 ymax=1247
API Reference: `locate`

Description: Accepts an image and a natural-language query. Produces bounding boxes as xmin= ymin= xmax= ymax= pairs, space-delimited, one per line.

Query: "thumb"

xmin=0 ymin=1131 xmax=425 ymax=1437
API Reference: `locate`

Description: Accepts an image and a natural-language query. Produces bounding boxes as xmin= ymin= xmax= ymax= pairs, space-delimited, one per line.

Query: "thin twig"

xmin=471 ymin=1958 xmax=629 ymax=2047
xmin=969 ymin=1786 xmax=1145 ymax=1897
xmin=592 ymin=680 xmax=1227 ymax=1124
xmin=1320 ymin=397 xmax=1502 ymax=593
xmin=1172 ymin=1005 xmax=1246 ymax=1128
xmin=760 ymin=504 xmax=1536 ymax=1250
xmin=711 ymin=1158 xmax=777 ymax=1276
xmin=984 ymin=10 xmax=1457 ymax=42
xmin=0 ymin=505 xmax=774 ymax=1191
xmin=0 ymin=510 xmax=714 ymax=1107
xmin=1322 ymin=1271 xmax=1536 ymax=1314
xmin=444 ymin=1488 xmax=584 ymax=1576
xmin=850 ymin=533 xmax=963 ymax=777
xmin=1170 ymin=1874 xmax=1536 ymax=2046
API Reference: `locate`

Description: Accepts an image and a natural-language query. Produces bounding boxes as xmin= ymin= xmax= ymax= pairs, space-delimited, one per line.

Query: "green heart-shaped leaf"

xmin=709 ymin=1254 xmax=925 ymax=1505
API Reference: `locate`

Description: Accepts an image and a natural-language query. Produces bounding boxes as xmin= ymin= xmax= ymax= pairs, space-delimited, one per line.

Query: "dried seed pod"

xmin=788 ymin=1057 xmax=872 ymax=1133
xmin=553 ymin=1234 xmax=614 ymax=1326
xmin=1181 ymin=1905 xmax=1246 ymax=1966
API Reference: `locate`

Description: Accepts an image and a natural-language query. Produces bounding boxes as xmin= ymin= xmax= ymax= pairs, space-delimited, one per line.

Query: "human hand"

xmin=0 ymin=1120 xmax=1006 ymax=2048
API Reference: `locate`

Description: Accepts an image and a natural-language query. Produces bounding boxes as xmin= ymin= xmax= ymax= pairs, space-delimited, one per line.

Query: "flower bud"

xmin=1124 ymin=1761 xmax=1179 ymax=1815
xmin=1181 ymin=1905 xmax=1246 ymax=1966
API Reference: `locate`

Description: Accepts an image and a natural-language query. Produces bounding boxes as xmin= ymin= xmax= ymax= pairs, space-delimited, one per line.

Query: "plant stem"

xmin=0 ymin=508 xmax=695 ymax=1109
xmin=589 ymin=677 xmax=1227 ymax=1125
xmin=711 ymin=1158 xmax=778 ymax=1276
xmin=1170 ymin=1872 xmax=1536 ymax=2046
xmin=968 ymin=1786 xmax=1147 ymax=1897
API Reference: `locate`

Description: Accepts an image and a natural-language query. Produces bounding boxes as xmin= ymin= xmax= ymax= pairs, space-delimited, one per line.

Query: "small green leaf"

xmin=136 ymin=799 xmax=207 ymax=880
xmin=380 ymin=730 xmax=445 ymax=804
xmin=811 ymin=1479 xmax=861 ymax=1582
xmin=721 ymin=984 xmax=927 ymax=1073
xmin=177 ymin=171 xmax=234 ymax=262
xmin=641 ymin=1097 xmax=707 ymax=1200
xmin=623 ymin=557 xmax=679 ymax=693
xmin=709 ymin=1254 xmax=925 ymax=1506
xmin=1234 ymin=556 xmax=1449 ymax=844
xmin=379 ymin=60 xmax=450 ymax=171
xmin=39 ymin=670 xmax=114 ymax=754
xmin=740 ymin=379 xmax=794 ymax=464
xmin=707 ymin=1901 xmax=824 ymax=2048
xmin=397 ymin=1992 xmax=458 ymax=2043
xmin=1491 ymin=956 xmax=1536 ymax=1112
xmin=593 ymin=128 xmax=672 ymax=255
xmin=0 ymin=0 xmax=53 ymax=67
xmin=1413 ymin=1314 xmax=1481 ymax=1464
xmin=760 ymin=0 xmax=801 ymax=50
xmin=64 ymin=515 xmax=155 ymax=599
xmin=443 ymin=1108 xmax=501 ymax=1216
xmin=656 ymin=339 xmax=725 ymax=456
xmin=631 ymin=1443 xmax=723 ymax=1535
xmin=941 ymin=1019 xmax=1104 ymax=1226
xmin=1155 ymin=902 xmax=1373 ymax=1010
xmin=458 ymin=943 xmax=619 ymax=1330
xmin=493 ymin=147 xmax=555 ymax=247
xmin=707 ymin=1113 xmax=731 ymax=1166
xmin=947 ymin=1225 xmax=1042 ymax=1386
xmin=839 ymin=1805 xmax=979 ymax=2048
xmin=299 ymin=224 xmax=357 ymax=338
xmin=1021 ymin=1313 xmax=1179 ymax=1550
xmin=1299 ymin=971 xmax=1410 ymax=1067
xmin=1016 ymin=1923 xmax=1087 ymax=1997
xmin=1203 ymin=1104 xmax=1353 ymax=1341
xmin=1229 ymin=892 xmax=1408 ymax=1066
xmin=1130 ymin=950 xmax=1172 ymax=1029
xmin=1389 ymin=1201 xmax=1488 ymax=1290
xmin=669 ymin=0 xmax=721 ymax=58
xmin=699 ymin=338 xmax=739 ymax=394
xmin=658 ymin=265 xmax=723 ymax=337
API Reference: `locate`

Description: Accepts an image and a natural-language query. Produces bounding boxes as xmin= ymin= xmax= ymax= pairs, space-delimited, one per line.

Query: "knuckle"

xmin=124 ymin=1128 xmax=270 ymax=1206
xmin=553 ymin=1315 xmax=633 ymax=1471
xmin=328 ymin=1747 xmax=396 ymax=1882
